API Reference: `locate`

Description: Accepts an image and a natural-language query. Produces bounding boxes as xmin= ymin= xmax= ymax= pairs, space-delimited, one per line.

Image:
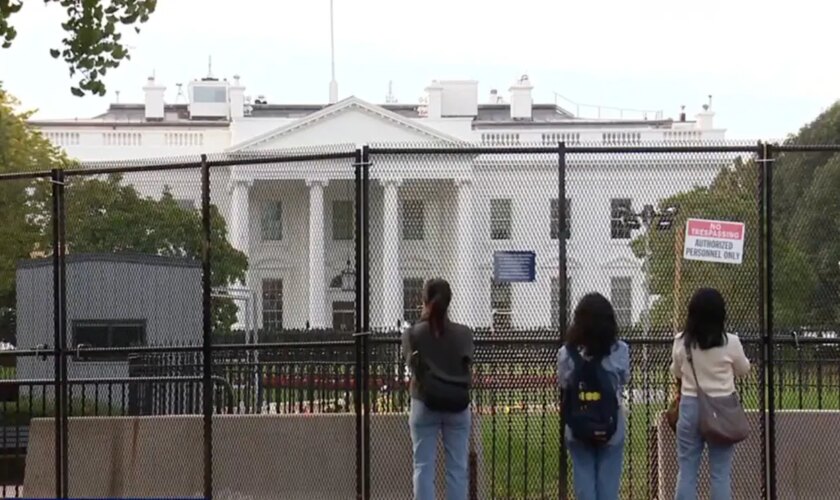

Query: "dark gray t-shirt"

xmin=401 ymin=320 xmax=475 ymax=401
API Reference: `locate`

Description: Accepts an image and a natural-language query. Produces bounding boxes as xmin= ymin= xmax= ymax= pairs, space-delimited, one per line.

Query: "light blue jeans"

xmin=409 ymin=399 xmax=471 ymax=500
xmin=675 ymin=396 xmax=736 ymax=500
xmin=566 ymin=430 xmax=625 ymax=500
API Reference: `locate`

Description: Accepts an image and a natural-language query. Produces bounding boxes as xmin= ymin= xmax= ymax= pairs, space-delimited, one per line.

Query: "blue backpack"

xmin=563 ymin=347 xmax=619 ymax=446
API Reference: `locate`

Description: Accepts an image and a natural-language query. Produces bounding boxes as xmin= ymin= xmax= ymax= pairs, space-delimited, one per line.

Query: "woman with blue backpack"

xmin=557 ymin=292 xmax=630 ymax=500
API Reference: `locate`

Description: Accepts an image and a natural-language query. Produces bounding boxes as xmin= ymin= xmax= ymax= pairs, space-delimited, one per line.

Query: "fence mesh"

xmin=2 ymin=144 xmax=840 ymax=499
xmin=57 ymin=165 xmax=204 ymax=498
xmin=207 ymin=148 xmax=360 ymax=500
xmin=567 ymin=148 xmax=763 ymax=499
xmin=0 ymin=173 xmax=57 ymax=498
xmin=769 ymin=145 xmax=840 ymax=499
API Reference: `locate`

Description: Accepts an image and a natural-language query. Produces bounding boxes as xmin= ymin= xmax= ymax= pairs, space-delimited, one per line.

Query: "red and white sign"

xmin=683 ymin=218 xmax=745 ymax=265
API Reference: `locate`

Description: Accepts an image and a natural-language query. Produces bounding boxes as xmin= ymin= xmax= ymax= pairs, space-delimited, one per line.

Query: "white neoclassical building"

xmin=31 ymin=74 xmax=729 ymax=334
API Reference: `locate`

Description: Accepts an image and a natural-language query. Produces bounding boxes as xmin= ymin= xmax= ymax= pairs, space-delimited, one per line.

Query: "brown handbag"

xmin=665 ymin=378 xmax=681 ymax=432
xmin=687 ymin=347 xmax=750 ymax=445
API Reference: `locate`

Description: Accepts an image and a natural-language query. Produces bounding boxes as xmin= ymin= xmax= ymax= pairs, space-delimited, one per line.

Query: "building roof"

xmin=17 ymin=253 xmax=201 ymax=270
xmin=28 ymin=101 xmax=588 ymax=128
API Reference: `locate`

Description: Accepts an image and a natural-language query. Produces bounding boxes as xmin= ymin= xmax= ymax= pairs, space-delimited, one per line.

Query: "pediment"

xmin=229 ymin=97 xmax=463 ymax=151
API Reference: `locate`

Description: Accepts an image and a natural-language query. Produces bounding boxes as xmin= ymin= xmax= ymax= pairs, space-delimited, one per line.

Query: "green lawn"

xmin=475 ymin=384 xmax=840 ymax=500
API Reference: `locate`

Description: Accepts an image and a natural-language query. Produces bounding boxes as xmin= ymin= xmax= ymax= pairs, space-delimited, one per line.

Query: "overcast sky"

xmin=0 ymin=0 xmax=835 ymax=140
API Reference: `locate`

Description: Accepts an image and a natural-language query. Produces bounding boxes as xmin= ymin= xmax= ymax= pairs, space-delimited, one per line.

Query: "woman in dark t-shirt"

xmin=401 ymin=278 xmax=474 ymax=500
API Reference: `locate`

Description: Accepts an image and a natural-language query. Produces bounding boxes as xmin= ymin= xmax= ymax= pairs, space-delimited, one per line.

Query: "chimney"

xmin=509 ymin=74 xmax=533 ymax=120
xmin=425 ymin=81 xmax=443 ymax=119
xmin=229 ymin=75 xmax=246 ymax=119
xmin=143 ymin=76 xmax=165 ymax=121
xmin=679 ymin=105 xmax=686 ymax=122
xmin=695 ymin=96 xmax=714 ymax=129
xmin=695 ymin=106 xmax=714 ymax=129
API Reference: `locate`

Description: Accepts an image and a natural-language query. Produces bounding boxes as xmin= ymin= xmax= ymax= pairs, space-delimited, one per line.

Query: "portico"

xmin=223 ymin=97 xmax=473 ymax=331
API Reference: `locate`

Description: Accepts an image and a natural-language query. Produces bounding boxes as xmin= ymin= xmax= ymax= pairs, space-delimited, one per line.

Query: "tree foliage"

xmin=0 ymin=0 xmax=157 ymax=97
xmin=772 ymin=103 xmax=840 ymax=328
xmin=636 ymin=104 xmax=840 ymax=334
xmin=32 ymin=176 xmax=249 ymax=334
xmin=0 ymin=86 xmax=247 ymax=338
xmin=0 ymin=87 xmax=69 ymax=338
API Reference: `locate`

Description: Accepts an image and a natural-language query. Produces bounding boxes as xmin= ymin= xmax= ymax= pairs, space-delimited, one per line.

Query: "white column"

xmin=455 ymin=178 xmax=474 ymax=326
xmin=229 ymin=180 xmax=251 ymax=253
xmin=382 ymin=179 xmax=402 ymax=328
xmin=307 ymin=179 xmax=328 ymax=328
xmin=227 ymin=178 xmax=252 ymax=329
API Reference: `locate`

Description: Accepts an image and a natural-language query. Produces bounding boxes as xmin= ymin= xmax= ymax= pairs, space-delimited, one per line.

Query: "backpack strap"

xmin=566 ymin=345 xmax=584 ymax=367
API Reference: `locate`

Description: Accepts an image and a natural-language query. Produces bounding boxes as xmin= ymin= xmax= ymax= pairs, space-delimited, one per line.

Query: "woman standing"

xmin=557 ymin=292 xmax=630 ymax=500
xmin=671 ymin=288 xmax=751 ymax=500
xmin=402 ymin=278 xmax=474 ymax=500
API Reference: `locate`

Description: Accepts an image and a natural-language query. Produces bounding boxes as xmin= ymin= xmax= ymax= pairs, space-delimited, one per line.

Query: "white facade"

xmin=31 ymin=75 xmax=729 ymax=332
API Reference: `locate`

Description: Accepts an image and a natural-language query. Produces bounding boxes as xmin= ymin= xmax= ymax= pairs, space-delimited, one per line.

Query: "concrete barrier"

xmin=23 ymin=413 xmax=486 ymax=500
xmin=655 ymin=410 xmax=840 ymax=500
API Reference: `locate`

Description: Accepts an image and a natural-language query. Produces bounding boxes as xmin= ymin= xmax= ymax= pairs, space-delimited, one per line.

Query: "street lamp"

xmin=340 ymin=259 xmax=355 ymax=293
xmin=615 ymin=203 xmax=678 ymax=407
xmin=615 ymin=203 xmax=680 ymax=338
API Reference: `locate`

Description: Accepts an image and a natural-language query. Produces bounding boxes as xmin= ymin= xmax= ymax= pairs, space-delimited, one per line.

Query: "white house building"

xmin=30 ymin=74 xmax=729 ymax=334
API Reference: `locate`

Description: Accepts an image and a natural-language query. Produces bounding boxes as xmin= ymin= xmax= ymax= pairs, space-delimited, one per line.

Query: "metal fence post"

xmin=58 ymin=167 xmax=69 ymax=499
xmin=201 ymin=154 xmax=213 ymax=500
xmin=756 ymin=142 xmax=768 ymax=500
xmin=761 ymin=142 xmax=777 ymax=500
xmin=353 ymin=146 xmax=364 ymax=500
xmin=557 ymin=143 xmax=569 ymax=500
xmin=50 ymin=167 xmax=67 ymax=499
xmin=361 ymin=144 xmax=372 ymax=500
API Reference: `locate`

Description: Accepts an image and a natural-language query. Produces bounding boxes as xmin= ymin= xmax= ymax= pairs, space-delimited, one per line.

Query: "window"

xmin=402 ymin=200 xmax=425 ymax=241
xmin=261 ymin=201 xmax=283 ymax=241
xmin=610 ymin=277 xmax=633 ymax=328
xmin=551 ymin=276 xmax=572 ymax=329
xmin=490 ymin=199 xmax=512 ymax=240
xmin=610 ymin=198 xmax=633 ymax=240
xmin=491 ymin=280 xmax=512 ymax=331
xmin=332 ymin=200 xmax=353 ymax=241
xmin=72 ymin=320 xmax=146 ymax=361
xmin=551 ymin=198 xmax=571 ymax=240
xmin=403 ymin=278 xmax=425 ymax=324
xmin=332 ymin=301 xmax=355 ymax=332
xmin=193 ymin=86 xmax=227 ymax=103
xmin=262 ymin=279 xmax=283 ymax=331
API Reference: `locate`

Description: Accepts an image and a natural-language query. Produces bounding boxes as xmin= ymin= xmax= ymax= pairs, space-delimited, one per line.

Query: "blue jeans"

xmin=675 ymin=396 xmax=736 ymax=500
xmin=409 ymin=399 xmax=471 ymax=500
xmin=566 ymin=433 xmax=625 ymax=500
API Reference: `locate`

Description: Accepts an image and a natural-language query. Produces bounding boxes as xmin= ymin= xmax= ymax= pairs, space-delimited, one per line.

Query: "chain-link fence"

xmin=0 ymin=142 xmax=838 ymax=500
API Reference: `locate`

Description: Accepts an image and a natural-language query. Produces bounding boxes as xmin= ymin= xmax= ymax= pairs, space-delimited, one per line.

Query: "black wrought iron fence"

xmin=0 ymin=143 xmax=839 ymax=499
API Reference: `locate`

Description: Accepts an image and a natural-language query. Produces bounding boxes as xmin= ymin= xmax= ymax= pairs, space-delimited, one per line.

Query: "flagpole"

xmin=329 ymin=0 xmax=338 ymax=103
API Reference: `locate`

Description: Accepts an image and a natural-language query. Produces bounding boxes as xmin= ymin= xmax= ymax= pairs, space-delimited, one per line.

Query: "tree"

xmin=632 ymin=156 xmax=817 ymax=334
xmin=0 ymin=86 xmax=70 ymax=340
xmin=0 ymin=86 xmax=248 ymax=338
xmin=772 ymin=105 xmax=840 ymax=327
xmin=1 ymin=0 xmax=157 ymax=96
xmin=29 ymin=175 xmax=249 ymax=335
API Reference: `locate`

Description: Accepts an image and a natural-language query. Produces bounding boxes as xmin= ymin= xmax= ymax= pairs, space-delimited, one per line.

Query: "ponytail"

xmin=420 ymin=278 xmax=452 ymax=338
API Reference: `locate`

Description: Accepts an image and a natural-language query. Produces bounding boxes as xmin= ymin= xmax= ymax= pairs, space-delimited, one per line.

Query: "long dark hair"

xmin=420 ymin=278 xmax=452 ymax=337
xmin=566 ymin=292 xmax=618 ymax=359
xmin=683 ymin=288 xmax=728 ymax=350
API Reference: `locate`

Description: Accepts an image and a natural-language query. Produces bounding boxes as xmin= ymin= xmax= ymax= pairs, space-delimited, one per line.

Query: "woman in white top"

xmin=670 ymin=288 xmax=751 ymax=500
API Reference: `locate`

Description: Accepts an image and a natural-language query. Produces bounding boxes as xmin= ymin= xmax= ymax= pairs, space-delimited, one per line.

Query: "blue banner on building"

xmin=493 ymin=251 xmax=536 ymax=282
